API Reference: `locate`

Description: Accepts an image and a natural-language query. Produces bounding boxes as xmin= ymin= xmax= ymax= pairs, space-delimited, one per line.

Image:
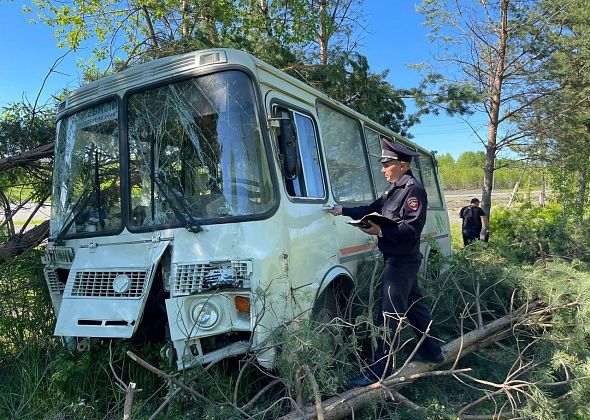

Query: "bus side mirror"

xmin=278 ymin=116 xmax=298 ymax=180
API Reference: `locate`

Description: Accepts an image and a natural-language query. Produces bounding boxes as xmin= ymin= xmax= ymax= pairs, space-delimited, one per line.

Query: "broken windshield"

xmin=127 ymin=70 xmax=275 ymax=228
xmin=50 ymin=100 xmax=121 ymax=239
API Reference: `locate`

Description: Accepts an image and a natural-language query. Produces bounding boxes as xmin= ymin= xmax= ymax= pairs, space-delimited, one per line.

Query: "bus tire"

xmin=311 ymin=285 xmax=339 ymax=325
xmin=311 ymin=281 xmax=352 ymax=356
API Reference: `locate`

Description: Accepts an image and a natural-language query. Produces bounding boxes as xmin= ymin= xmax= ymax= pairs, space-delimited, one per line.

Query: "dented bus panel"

xmin=42 ymin=49 xmax=451 ymax=369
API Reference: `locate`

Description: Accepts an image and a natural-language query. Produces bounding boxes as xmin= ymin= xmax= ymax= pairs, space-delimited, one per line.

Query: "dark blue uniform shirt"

xmin=342 ymin=170 xmax=427 ymax=260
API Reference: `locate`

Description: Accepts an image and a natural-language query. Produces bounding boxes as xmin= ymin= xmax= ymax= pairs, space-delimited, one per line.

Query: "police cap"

xmin=379 ymin=137 xmax=419 ymax=163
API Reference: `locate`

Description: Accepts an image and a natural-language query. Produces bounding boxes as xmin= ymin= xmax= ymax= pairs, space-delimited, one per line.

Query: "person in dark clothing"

xmin=459 ymin=198 xmax=489 ymax=246
xmin=328 ymin=138 xmax=444 ymax=387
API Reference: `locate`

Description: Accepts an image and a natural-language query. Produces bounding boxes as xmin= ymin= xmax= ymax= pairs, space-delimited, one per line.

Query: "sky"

xmin=0 ymin=0 xmax=487 ymax=159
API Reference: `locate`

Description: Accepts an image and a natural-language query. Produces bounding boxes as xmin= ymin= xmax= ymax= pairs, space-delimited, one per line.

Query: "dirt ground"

xmin=444 ymin=189 xmax=547 ymax=224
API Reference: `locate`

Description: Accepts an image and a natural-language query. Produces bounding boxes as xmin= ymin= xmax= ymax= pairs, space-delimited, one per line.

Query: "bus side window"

xmin=364 ymin=127 xmax=389 ymax=194
xmin=419 ymin=154 xmax=444 ymax=209
xmin=275 ymin=106 xmax=325 ymax=199
xmin=317 ymin=103 xmax=374 ymax=203
xmin=411 ymin=154 xmax=422 ymax=184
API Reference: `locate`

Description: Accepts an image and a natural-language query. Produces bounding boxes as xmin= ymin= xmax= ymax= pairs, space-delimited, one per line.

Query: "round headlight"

xmin=112 ymin=274 xmax=131 ymax=294
xmin=191 ymin=301 xmax=219 ymax=329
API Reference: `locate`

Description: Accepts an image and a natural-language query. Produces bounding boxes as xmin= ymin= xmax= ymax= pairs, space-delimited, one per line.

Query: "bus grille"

xmin=44 ymin=268 xmax=65 ymax=294
xmin=173 ymin=261 xmax=252 ymax=295
xmin=42 ymin=247 xmax=75 ymax=264
xmin=66 ymin=270 xmax=148 ymax=298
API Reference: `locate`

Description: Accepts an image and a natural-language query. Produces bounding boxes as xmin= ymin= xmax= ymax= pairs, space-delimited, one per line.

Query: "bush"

xmin=491 ymin=203 xmax=590 ymax=264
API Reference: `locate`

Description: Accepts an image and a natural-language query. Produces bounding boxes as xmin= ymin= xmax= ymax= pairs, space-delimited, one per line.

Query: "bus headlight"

xmin=190 ymin=301 xmax=220 ymax=329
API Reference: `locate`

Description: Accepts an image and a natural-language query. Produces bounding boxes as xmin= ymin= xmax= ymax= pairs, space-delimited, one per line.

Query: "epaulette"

xmin=405 ymin=178 xmax=415 ymax=187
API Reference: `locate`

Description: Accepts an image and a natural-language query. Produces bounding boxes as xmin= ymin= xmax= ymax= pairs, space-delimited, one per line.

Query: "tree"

xmin=0 ymin=102 xmax=53 ymax=262
xmin=0 ymin=102 xmax=54 ymax=241
xmin=417 ymin=0 xmax=560 ymax=217
xmin=293 ymin=53 xmax=413 ymax=135
xmin=28 ymin=1 xmax=361 ymax=72
xmin=518 ymin=0 xmax=590 ymax=219
xmin=26 ymin=0 xmax=413 ymax=133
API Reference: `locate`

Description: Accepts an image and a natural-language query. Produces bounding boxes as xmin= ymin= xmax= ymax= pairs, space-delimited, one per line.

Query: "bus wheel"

xmin=311 ymin=286 xmax=339 ymax=325
xmin=311 ymin=284 xmax=349 ymax=355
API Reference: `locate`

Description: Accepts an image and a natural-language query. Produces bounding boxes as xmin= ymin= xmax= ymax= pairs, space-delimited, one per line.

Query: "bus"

xmin=42 ymin=48 xmax=451 ymax=370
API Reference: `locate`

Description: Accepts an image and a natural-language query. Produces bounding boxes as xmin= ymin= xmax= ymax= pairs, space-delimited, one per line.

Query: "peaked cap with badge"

xmin=379 ymin=137 xmax=419 ymax=163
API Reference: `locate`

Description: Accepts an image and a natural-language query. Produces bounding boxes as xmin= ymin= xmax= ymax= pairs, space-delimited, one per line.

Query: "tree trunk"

xmin=575 ymin=164 xmax=587 ymax=222
xmin=318 ymin=0 xmax=329 ymax=65
xmin=259 ymin=0 xmax=273 ymax=37
xmin=481 ymin=0 xmax=508 ymax=218
xmin=482 ymin=143 xmax=495 ymax=217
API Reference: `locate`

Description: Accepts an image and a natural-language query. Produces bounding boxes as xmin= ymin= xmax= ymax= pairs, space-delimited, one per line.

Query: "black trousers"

xmin=371 ymin=257 xmax=441 ymax=373
xmin=462 ymin=228 xmax=480 ymax=246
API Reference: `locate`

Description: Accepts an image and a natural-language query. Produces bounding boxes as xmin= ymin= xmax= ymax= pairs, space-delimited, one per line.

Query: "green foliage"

xmin=273 ymin=319 xmax=354 ymax=400
xmin=0 ymin=102 xmax=54 ymax=188
xmin=491 ymin=203 xmax=590 ymax=264
xmin=520 ymin=0 xmax=590 ymax=218
xmin=437 ymin=150 xmax=547 ymax=190
xmin=293 ymin=53 xmax=413 ymax=136
xmin=0 ymin=102 xmax=55 ymax=155
xmin=406 ymin=243 xmax=590 ymax=418
xmin=430 ymin=243 xmax=522 ymax=336
xmin=0 ymin=250 xmax=52 ymax=356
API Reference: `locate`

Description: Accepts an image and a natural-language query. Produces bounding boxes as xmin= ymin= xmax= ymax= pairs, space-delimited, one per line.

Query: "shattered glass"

xmin=127 ymin=70 xmax=275 ymax=228
xmin=51 ymin=100 xmax=121 ymax=237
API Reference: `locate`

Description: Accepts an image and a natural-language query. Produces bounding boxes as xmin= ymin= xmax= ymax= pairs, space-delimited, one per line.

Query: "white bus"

xmin=42 ymin=49 xmax=451 ymax=370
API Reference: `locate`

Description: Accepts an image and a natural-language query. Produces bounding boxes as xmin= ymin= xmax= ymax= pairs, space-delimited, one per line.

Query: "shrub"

xmin=491 ymin=203 xmax=589 ymax=264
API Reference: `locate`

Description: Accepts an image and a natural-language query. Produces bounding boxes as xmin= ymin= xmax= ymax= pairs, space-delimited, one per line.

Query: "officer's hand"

xmin=327 ymin=205 xmax=343 ymax=216
xmin=361 ymin=220 xmax=381 ymax=236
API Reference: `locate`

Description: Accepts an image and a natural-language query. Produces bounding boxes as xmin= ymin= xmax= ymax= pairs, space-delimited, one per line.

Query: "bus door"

xmin=267 ymin=96 xmax=337 ymax=315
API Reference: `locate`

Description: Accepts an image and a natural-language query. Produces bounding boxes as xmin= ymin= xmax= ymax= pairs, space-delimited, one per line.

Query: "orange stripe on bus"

xmin=339 ymin=243 xmax=376 ymax=256
xmin=420 ymin=231 xmax=438 ymax=239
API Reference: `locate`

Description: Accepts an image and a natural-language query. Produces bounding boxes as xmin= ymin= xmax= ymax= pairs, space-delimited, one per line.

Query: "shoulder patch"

xmin=406 ymin=196 xmax=420 ymax=211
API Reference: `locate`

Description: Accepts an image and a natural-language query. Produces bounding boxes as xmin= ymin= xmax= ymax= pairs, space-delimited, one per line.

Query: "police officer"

xmin=329 ymin=138 xmax=443 ymax=387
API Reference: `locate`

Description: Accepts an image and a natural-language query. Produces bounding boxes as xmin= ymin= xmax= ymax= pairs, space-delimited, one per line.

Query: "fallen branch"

xmin=0 ymin=143 xmax=54 ymax=172
xmin=127 ymin=351 xmax=209 ymax=404
xmin=0 ymin=220 xmax=49 ymax=262
xmin=148 ymin=387 xmax=181 ymax=420
xmin=123 ymin=382 xmax=136 ymax=420
xmin=279 ymin=301 xmax=542 ymax=420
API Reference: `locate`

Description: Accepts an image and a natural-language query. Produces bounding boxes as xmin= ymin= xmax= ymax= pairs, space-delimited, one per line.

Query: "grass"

xmin=12 ymin=220 xmax=47 ymax=226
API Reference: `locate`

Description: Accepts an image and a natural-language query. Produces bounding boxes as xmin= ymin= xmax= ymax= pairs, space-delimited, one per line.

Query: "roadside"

xmin=445 ymin=189 xmax=548 ymax=224
xmin=4 ymin=189 xmax=547 ymax=231
xmin=8 ymin=202 xmax=51 ymax=223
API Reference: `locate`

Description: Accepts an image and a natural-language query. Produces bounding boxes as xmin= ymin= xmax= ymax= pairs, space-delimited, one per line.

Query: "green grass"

xmin=449 ymin=220 xmax=463 ymax=251
xmin=12 ymin=220 xmax=47 ymax=226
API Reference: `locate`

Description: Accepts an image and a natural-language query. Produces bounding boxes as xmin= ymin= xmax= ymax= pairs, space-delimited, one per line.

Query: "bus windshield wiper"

xmin=147 ymin=132 xmax=201 ymax=233
xmin=151 ymin=172 xmax=203 ymax=233
xmin=53 ymin=185 xmax=93 ymax=245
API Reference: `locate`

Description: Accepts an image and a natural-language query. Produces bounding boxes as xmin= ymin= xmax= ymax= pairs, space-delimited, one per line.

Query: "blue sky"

xmin=0 ymin=0 xmax=486 ymax=159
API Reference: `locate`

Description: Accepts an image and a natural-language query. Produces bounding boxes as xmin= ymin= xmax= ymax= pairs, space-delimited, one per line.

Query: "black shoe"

xmin=348 ymin=370 xmax=381 ymax=388
xmin=410 ymin=351 xmax=444 ymax=364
